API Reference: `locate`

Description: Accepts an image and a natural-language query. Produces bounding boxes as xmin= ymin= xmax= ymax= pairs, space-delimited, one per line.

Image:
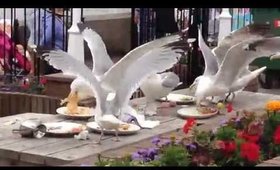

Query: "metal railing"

xmin=0 ymin=8 xmax=73 ymax=91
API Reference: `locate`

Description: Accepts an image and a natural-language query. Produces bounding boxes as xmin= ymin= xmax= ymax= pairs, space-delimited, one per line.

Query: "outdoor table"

xmin=0 ymin=89 xmax=279 ymax=166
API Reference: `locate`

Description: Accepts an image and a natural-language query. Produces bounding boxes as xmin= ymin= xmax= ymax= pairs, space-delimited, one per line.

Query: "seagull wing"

xmin=214 ymin=37 xmax=280 ymax=87
xmin=212 ymin=23 xmax=271 ymax=65
xmin=160 ymin=72 xmax=180 ymax=88
xmin=113 ymin=46 xmax=183 ymax=109
xmin=101 ymin=33 xmax=188 ymax=91
xmin=198 ymin=27 xmax=219 ymax=75
xmin=82 ymin=28 xmax=114 ymax=75
xmin=43 ymin=50 xmax=106 ymax=110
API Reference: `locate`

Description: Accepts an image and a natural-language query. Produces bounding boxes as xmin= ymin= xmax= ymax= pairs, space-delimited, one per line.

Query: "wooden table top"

xmin=0 ymin=89 xmax=279 ymax=166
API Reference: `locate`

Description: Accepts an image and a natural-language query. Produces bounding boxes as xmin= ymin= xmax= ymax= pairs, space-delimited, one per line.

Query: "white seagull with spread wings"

xmin=43 ymin=32 xmax=185 ymax=144
xmin=190 ymin=23 xmax=280 ymax=105
xmin=61 ymin=28 xmax=188 ymax=128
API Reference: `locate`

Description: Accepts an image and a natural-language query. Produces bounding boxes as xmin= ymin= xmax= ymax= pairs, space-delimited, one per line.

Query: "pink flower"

xmin=39 ymin=77 xmax=47 ymax=85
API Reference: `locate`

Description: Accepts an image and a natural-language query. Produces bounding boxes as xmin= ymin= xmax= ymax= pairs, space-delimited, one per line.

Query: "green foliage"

xmin=194 ymin=130 xmax=211 ymax=147
xmin=159 ymin=145 xmax=190 ymax=166
xmin=95 ymin=154 xmax=133 ymax=166
xmin=216 ymin=126 xmax=237 ymax=141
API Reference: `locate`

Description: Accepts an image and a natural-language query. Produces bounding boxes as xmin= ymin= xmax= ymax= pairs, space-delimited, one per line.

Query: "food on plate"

xmin=119 ymin=124 xmax=130 ymax=131
xmin=71 ymin=125 xmax=87 ymax=133
xmin=180 ymin=96 xmax=193 ymax=101
xmin=197 ymin=107 xmax=217 ymax=114
xmin=60 ymin=92 xmax=79 ymax=115
xmin=78 ymin=107 xmax=91 ymax=116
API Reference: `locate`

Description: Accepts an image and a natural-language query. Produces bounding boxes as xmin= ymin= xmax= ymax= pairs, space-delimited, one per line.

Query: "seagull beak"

xmin=270 ymin=53 xmax=280 ymax=60
xmin=177 ymin=82 xmax=183 ymax=86
xmin=189 ymin=82 xmax=196 ymax=91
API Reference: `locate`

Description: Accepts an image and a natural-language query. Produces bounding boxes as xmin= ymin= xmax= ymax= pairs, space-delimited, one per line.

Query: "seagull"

xmin=193 ymin=30 xmax=280 ymax=106
xmin=189 ymin=23 xmax=272 ymax=104
xmin=63 ymin=28 xmax=189 ymax=129
xmin=43 ymin=34 xmax=185 ymax=144
xmin=61 ymin=28 xmax=114 ymax=105
xmin=140 ymin=72 xmax=181 ymax=116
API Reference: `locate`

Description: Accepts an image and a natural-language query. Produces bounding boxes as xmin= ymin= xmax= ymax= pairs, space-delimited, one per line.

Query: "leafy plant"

xmin=159 ymin=145 xmax=190 ymax=166
xmin=95 ymin=100 xmax=280 ymax=167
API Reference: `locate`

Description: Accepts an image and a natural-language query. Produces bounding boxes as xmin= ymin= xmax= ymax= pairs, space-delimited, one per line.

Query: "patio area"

xmin=0 ymin=8 xmax=280 ymax=167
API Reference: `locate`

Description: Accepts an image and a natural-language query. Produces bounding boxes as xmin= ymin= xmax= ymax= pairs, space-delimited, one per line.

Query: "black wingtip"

xmin=163 ymin=38 xmax=190 ymax=52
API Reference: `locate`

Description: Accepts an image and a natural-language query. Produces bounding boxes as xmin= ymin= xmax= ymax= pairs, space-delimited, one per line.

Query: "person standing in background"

xmin=39 ymin=8 xmax=67 ymax=51
xmin=28 ymin=8 xmax=68 ymax=74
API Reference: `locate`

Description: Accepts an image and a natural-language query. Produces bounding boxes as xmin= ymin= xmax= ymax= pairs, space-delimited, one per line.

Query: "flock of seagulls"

xmin=43 ymin=22 xmax=280 ymax=144
xmin=43 ymin=28 xmax=187 ymax=144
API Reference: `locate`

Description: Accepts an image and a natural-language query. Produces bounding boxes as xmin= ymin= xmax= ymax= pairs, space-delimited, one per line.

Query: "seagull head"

xmin=70 ymin=78 xmax=95 ymax=102
xmin=189 ymin=76 xmax=203 ymax=93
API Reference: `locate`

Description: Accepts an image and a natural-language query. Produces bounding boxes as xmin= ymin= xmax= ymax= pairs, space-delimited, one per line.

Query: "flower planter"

xmin=95 ymin=101 xmax=280 ymax=167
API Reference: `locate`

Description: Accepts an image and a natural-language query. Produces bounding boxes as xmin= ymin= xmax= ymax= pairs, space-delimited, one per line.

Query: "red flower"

xmin=183 ymin=118 xmax=196 ymax=134
xmin=39 ymin=76 xmax=47 ymax=85
xmin=226 ymin=103 xmax=233 ymax=113
xmin=223 ymin=141 xmax=236 ymax=154
xmin=273 ymin=125 xmax=280 ymax=144
xmin=241 ymin=132 xmax=260 ymax=143
xmin=240 ymin=142 xmax=260 ymax=162
xmin=21 ymin=82 xmax=30 ymax=90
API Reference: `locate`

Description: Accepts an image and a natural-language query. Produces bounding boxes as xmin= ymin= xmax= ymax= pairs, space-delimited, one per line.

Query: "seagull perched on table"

xmin=188 ymin=23 xmax=278 ymax=105
xmin=43 ymin=33 xmax=185 ymax=144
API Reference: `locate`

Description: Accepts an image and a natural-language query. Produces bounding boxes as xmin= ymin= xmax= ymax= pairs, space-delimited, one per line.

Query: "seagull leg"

xmin=112 ymin=129 xmax=120 ymax=142
xmin=93 ymin=128 xmax=104 ymax=145
xmin=224 ymin=93 xmax=232 ymax=103
xmin=210 ymin=96 xmax=215 ymax=102
xmin=225 ymin=92 xmax=235 ymax=103
xmin=145 ymin=102 xmax=157 ymax=116
xmin=143 ymin=101 xmax=148 ymax=114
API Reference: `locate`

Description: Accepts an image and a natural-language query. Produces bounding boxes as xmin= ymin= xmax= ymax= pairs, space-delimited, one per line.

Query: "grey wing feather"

xmin=82 ymin=28 xmax=114 ymax=74
xmin=198 ymin=27 xmax=219 ymax=75
xmin=160 ymin=72 xmax=180 ymax=88
xmin=114 ymin=47 xmax=182 ymax=109
xmin=215 ymin=37 xmax=280 ymax=87
xmin=212 ymin=23 xmax=271 ymax=65
xmin=101 ymin=33 xmax=188 ymax=91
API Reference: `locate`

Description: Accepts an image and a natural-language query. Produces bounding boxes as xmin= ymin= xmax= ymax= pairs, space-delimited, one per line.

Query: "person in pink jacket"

xmin=0 ymin=30 xmax=31 ymax=74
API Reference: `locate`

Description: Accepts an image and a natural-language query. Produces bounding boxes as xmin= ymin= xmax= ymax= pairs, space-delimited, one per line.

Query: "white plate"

xmin=56 ymin=106 xmax=95 ymax=119
xmin=158 ymin=94 xmax=195 ymax=104
xmin=43 ymin=122 xmax=86 ymax=135
xmin=177 ymin=106 xmax=218 ymax=119
xmin=86 ymin=122 xmax=141 ymax=135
